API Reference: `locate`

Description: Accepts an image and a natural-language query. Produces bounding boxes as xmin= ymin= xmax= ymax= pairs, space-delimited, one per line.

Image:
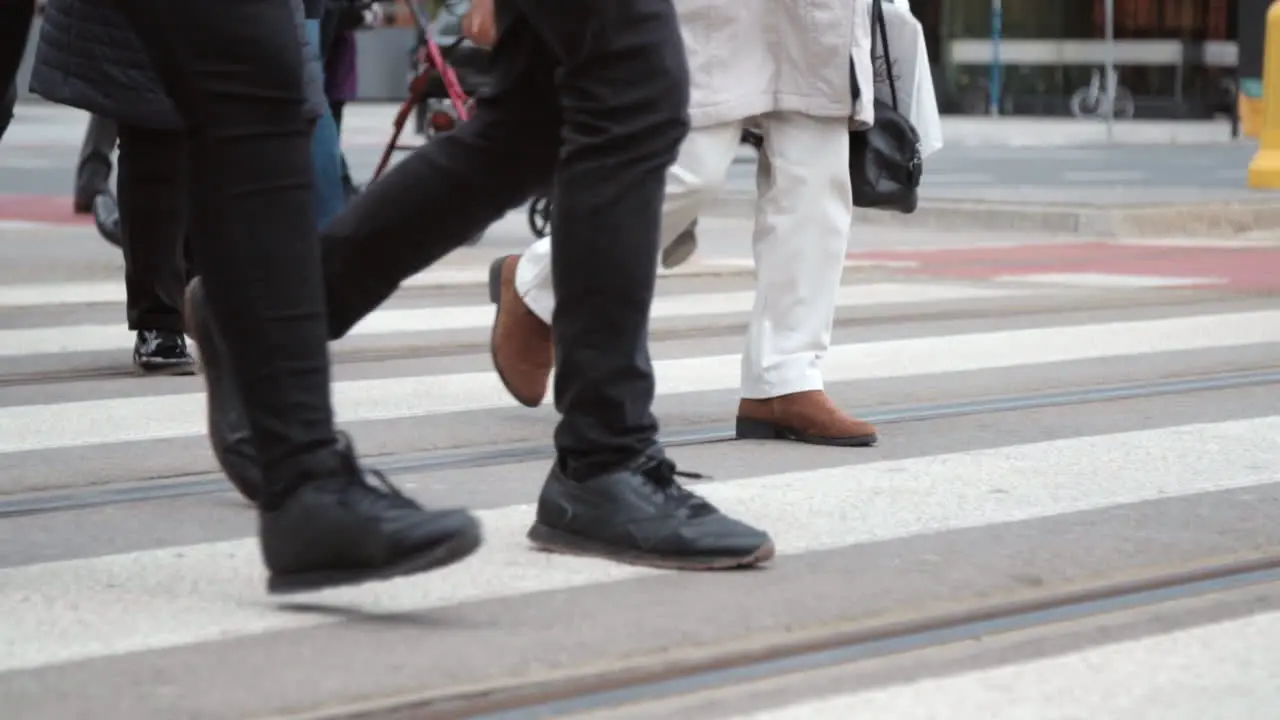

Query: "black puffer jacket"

xmin=29 ymin=0 xmax=327 ymax=130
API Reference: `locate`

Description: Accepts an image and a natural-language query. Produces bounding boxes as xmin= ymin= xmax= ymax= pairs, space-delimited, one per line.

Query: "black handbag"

xmin=849 ymin=0 xmax=923 ymax=214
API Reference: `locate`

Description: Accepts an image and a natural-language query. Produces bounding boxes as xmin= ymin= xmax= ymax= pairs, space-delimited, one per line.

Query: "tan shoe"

xmin=736 ymin=390 xmax=878 ymax=446
xmin=488 ymin=255 xmax=553 ymax=407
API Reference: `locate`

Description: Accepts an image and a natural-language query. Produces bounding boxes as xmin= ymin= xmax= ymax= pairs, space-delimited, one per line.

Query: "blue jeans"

xmin=304 ymin=19 xmax=345 ymax=230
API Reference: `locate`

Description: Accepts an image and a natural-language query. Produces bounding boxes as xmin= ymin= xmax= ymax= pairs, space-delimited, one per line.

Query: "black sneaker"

xmin=184 ymin=278 xmax=263 ymax=504
xmin=261 ymin=437 xmax=483 ymax=594
xmin=527 ymin=453 xmax=774 ymax=570
xmin=133 ymin=329 xmax=196 ymax=375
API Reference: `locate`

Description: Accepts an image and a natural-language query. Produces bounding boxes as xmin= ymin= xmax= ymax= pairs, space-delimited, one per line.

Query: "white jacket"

xmin=677 ymin=0 xmax=876 ymax=130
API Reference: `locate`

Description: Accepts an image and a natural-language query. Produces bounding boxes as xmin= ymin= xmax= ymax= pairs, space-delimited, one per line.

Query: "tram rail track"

xmin=1 ymin=365 xmax=1276 ymax=519
xmin=265 ymin=550 xmax=1280 ymax=720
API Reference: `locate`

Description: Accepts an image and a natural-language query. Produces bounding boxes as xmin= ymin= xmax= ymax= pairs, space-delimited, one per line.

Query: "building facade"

xmin=913 ymin=0 xmax=1241 ymax=117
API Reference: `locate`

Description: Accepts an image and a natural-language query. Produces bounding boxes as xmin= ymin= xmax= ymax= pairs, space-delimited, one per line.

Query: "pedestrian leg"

xmin=0 ymin=0 xmax=34 ymax=144
xmin=115 ymin=0 xmax=482 ymax=593
xmin=496 ymin=121 xmax=744 ymax=407
xmin=116 ymin=124 xmax=195 ymax=375
xmin=734 ymin=111 xmax=878 ymax=447
xmin=514 ymin=0 xmax=773 ymax=568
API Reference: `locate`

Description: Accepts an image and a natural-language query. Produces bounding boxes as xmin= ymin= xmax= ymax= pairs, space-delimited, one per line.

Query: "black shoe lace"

xmin=641 ymin=458 xmax=717 ymax=517
xmin=336 ymin=432 xmax=419 ymax=508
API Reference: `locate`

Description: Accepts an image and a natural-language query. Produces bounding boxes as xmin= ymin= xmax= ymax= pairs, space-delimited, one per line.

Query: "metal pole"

xmin=990 ymin=0 xmax=1003 ymax=116
xmin=1104 ymin=0 xmax=1115 ymax=141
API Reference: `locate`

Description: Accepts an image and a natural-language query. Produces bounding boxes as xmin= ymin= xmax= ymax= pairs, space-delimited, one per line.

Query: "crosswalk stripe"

xmin=0 ymin=283 xmax=1031 ymax=357
xmin=994 ymin=272 xmax=1228 ymax=288
xmin=745 ymin=609 xmax=1280 ymax=719
xmin=0 ymin=259 xmax=925 ymax=309
xmin=0 ymin=309 xmax=1275 ymax=454
xmin=0 ymin=415 xmax=1274 ymax=674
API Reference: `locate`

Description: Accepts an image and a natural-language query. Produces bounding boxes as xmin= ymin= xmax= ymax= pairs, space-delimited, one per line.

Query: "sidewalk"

xmin=3 ymin=100 xmax=1246 ymax=150
xmin=939 ymin=116 xmax=1242 ymax=148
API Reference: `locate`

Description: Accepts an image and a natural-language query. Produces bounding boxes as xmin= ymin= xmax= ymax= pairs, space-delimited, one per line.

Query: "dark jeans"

xmin=116 ymin=0 xmax=342 ymax=494
xmin=0 ymin=81 xmax=13 ymax=143
xmin=0 ymin=0 xmax=34 ymax=143
xmin=117 ymin=124 xmax=188 ymax=333
xmin=320 ymin=0 xmax=689 ymax=478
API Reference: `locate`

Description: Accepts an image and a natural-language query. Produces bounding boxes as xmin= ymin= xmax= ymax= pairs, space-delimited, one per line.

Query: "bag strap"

xmin=872 ymin=0 xmax=898 ymax=111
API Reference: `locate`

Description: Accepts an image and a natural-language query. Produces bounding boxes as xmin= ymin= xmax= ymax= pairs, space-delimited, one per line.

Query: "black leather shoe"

xmin=528 ymin=452 xmax=774 ymax=570
xmin=133 ymin=329 xmax=196 ymax=375
xmin=184 ymin=277 xmax=263 ymax=504
xmin=261 ymin=436 xmax=482 ymax=594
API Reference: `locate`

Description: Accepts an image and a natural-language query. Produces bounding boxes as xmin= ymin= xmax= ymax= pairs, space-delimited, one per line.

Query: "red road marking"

xmin=848 ymin=242 xmax=1280 ymax=292
xmin=0 ymin=194 xmax=91 ymax=226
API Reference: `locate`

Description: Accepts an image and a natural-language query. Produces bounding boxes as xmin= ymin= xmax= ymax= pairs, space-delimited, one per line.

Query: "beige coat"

xmin=678 ymin=0 xmax=876 ymax=130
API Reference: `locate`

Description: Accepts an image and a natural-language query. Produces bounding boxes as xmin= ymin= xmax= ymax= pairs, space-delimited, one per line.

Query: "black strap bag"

xmin=848 ymin=0 xmax=923 ymax=214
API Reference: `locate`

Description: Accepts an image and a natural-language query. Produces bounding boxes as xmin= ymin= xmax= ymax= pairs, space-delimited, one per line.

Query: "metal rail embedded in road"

xmin=262 ymin=551 xmax=1280 ymax=720
xmin=0 ymin=366 xmax=1276 ymax=519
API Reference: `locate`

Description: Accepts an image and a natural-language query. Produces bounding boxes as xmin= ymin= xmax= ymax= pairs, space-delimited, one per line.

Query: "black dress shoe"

xmin=528 ymin=452 xmax=775 ymax=570
xmin=133 ymin=329 xmax=196 ymax=375
xmin=261 ymin=435 xmax=483 ymax=594
xmin=184 ymin=277 xmax=264 ymax=504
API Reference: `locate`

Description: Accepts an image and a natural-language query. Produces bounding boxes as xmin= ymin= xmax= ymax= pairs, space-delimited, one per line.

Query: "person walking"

xmin=187 ymin=0 xmax=776 ymax=572
xmin=28 ymin=0 xmax=485 ymax=593
xmin=302 ymin=0 xmax=347 ymax=228
xmin=0 ymin=0 xmax=35 ymax=143
xmin=488 ymin=0 xmax=880 ymax=449
xmin=30 ymin=0 xmax=358 ymax=374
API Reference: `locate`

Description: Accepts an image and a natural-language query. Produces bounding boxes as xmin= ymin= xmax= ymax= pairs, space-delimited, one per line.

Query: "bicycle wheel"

xmin=1112 ymin=88 xmax=1136 ymax=119
xmin=1069 ymin=88 xmax=1100 ymax=118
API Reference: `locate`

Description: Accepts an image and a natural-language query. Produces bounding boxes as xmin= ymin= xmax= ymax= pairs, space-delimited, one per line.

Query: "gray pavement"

xmin=0 ymin=101 xmax=1270 ymax=206
xmin=2 ymin=103 xmax=1280 ymax=718
xmin=5 ymin=101 xmax=1278 ymax=237
xmin=0 ymin=209 xmax=1276 ymax=717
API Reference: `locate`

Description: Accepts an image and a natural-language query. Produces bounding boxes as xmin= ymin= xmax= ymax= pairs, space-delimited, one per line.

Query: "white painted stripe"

xmin=0 ymin=415 xmax=1275 ymax=674
xmin=923 ymin=172 xmax=998 ymax=184
xmin=0 ymin=258 xmax=872 ymax=309
xmin=743 ymin=610 xmax=1280 ymax=719
xmin=0 ymin=280 xmax=126 ymax=307
xmin=994 ymin=272 xmax=1228 ymax=288
xmin=0 ymin=309 xmax=1277 ymax=454
xmin=0 ymin=283 xmax=1023 ymax=356
xmin=0 ymin=220 xmax=85 ymax=232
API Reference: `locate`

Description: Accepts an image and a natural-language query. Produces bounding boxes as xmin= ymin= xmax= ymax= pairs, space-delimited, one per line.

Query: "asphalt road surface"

xmin=1 ymin=103 xmax=1279 ymax=719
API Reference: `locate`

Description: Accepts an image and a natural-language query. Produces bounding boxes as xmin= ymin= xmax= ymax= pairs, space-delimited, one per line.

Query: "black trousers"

xmin=0 ymin=0 xmax=34 ymax=143
xmin=117 ymin=124 xmax=188 ymax=333
xmin=115 ymin=0 xmax=686 ymax=490
xmin=116 ymin=0 xmax=342 ymax=490
xmin=319 ymin=0 xmax=689 ymax=478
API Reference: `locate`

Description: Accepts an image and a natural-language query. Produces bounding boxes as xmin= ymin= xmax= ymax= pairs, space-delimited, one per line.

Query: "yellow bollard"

xmin=1249 ymin=2 xmax=1280 ymax=188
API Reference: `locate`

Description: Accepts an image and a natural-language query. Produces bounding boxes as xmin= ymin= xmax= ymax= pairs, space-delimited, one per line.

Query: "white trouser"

xmin=514 ymin=112 xmax=852 ymax=399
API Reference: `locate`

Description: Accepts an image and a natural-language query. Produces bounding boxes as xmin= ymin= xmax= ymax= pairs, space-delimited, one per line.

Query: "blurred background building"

xmin=7 ymin=0 xmax=1263 ymax=119
xmin=913 ymin=0 xmax=1241 ymax=118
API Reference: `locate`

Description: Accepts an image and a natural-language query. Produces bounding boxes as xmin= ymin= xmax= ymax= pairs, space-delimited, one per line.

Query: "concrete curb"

xmin=706 ymin=194 xmax=1280 ymax=238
